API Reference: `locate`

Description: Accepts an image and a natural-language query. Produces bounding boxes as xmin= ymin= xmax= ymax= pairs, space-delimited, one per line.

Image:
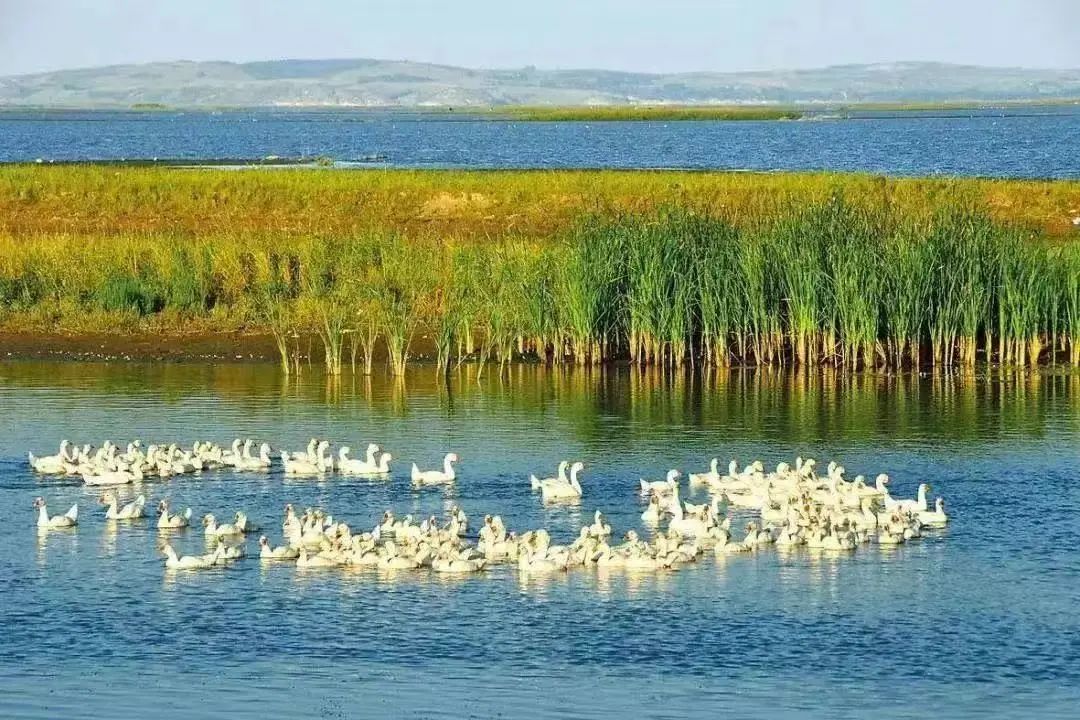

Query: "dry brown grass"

xmin=1 ymin=166 xmax=1079 ymax=239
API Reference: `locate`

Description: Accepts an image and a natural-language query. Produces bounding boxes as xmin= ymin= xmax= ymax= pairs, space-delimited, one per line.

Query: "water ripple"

xmin=1 ymin=362 xmax=1078 ymax=718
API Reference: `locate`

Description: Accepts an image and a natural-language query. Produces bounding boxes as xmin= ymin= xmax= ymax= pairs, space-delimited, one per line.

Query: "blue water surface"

xmin=2 ymin=106 xmax=1080 ymax=177
xmin=0 ymin=363 xmax=1078 ymax=719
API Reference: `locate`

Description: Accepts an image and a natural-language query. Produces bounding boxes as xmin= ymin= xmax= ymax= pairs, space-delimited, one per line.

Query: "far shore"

xmin=0 ymin=98 xmax=1077 ymax=119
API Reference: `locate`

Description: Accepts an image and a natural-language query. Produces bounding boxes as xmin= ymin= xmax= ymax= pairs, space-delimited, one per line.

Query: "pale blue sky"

xmin=2 ymin=0 xmax=1078 ymax=76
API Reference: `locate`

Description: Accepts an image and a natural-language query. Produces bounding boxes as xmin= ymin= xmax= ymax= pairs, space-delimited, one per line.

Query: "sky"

xmin=1 ymin=0 xmax=1079 ymax=76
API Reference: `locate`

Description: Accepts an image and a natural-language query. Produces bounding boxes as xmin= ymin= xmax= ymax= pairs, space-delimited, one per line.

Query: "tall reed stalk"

xmin=1 ymin=198 xmax=1076 ymax=374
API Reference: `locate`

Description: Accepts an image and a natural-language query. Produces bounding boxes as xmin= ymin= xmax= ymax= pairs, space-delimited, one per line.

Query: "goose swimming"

xmin=688 ymin=458 xmax=720 ymax=486
xmin=337 ymin=444 xmax=386 ymax=474
xmin=918 ymin=498 xmax=949 ymax=527
xmin=537 ymin=461 xmax=584 ymax=502
xmin=157 ymin=500 xmax=192 ymax=530
xmin=411 ymin=453 xmax=459 ymax=485
xmin=259 ymin=536 xmax=300 ymax=560
xmin=28 ymin=440 xmax=75 ymax=474
xmin=101 ymin=492 xmax=146 ymax=520
xmin=34 ymin=497 xmax=78 ymax=529
xmin=161 ymin=542 xmax=220 ymax=570
xmin=640 ymin=469 xmax=681 ymax=497
xmin=529 ymin=461 xmax=569 ymax=491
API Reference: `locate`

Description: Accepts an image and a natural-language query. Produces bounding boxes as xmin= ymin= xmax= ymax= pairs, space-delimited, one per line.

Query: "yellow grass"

xmin=1 ymin=165 xmax=1079 ymax=238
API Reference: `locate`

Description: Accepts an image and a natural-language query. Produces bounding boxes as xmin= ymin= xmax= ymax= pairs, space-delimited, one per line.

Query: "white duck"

xmin=411 ymin=453 xmax=459 ymax=485
xmin=537 ymin=461 xmax=584 ymax=502
xmin=34 ymin=497 xmax=78 ymax=529
xmin=101 ymin=492 xmax=146 ymax=520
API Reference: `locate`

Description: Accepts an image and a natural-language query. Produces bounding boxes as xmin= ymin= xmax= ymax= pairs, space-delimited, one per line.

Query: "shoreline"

xmin=2 ymin=332 xmax=1077 ymax=377
xmin=0 ymin=331 xmax=443 ymax=365
xmin=0 ymin=331 xmax=281 ymax=363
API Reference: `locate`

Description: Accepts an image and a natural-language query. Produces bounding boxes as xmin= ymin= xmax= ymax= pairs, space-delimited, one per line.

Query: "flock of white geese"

xmin=29 ymin=438 xmax=950 ymax=573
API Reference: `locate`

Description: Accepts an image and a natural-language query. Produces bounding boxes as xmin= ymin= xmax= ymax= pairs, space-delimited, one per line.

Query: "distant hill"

xmin=2 ymin=59 xmax=1080 ymax=108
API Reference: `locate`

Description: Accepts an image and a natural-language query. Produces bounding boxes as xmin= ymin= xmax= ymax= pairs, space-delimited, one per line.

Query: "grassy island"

xmin=500 ymin=105 xmax=803 ymax=121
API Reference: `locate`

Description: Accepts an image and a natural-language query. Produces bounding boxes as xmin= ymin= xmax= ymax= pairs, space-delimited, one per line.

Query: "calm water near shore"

xmin=1 ymin=361 xmax=1078 ymax=718
xmin=2 ymin=106 xmax=1080 ymax=177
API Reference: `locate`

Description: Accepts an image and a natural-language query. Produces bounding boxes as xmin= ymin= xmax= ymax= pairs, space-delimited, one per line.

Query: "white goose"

xmin=203 ymin=513 xmax=243 ymax=538
xmin=157 ymin=500 xmax=192 ymax=530
xmin=918 ymin=498 xmax=949 ymax=527
xmin=101 ymin=492 xmax=146 ymax=520
xmin=161 ymin=542 xmax=219 ymax=570
xmin=688 ymin=458 xmax=720 ymax=486
xmin=28 ymin=440 xmax=75 ymax=474
xmin=236 ymin=443 xmax=273 ymax=471
xmin=641 ymin=495 xmax=663 ymax=523
xmin=259 ymin=536 xmax=300 ymax=560
xmin=411 ymin=453 xmax=458 ymax=485
xmin=432 ymin=547 xmax=487 ymax=573
xmin=82 ymin=464 xmax=143 ymax=487
xmin=517 ymin=547 xmax=567 ymax=573
xmin=220 ymin=439 xmax=245 ymax=467
xmin=337 ymin=443 xmax=377 ymax=472
xmin=667 ymin=499 xmax=713 ymax=538
xmin=640 ymin=470 xmax=681 ymax=497
xmin=281 ymin=451 xmax=321 ymax=476
xmin=537 ymin=461 xmax=584 ymax=502
xmin=234 ymin=511 xmax=261 ymax=534
xmin=587 ymin=510 xmax=612 ymax=538
xmin=886 ymin=482 xmax=931 ymax=514
xmin=530 ymin=461 xmax=569 ymax=491
xmin=338 ymin=445 xmax=393 ymax=475
xmin=297 ymin=545 xmax=340 ymax=568
xmin=34 ymin=497 xmax=78 ymax=529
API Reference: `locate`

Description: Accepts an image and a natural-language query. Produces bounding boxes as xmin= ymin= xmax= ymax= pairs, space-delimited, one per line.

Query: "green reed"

xmin=0 ymin=198 xmax=1077 ymax=373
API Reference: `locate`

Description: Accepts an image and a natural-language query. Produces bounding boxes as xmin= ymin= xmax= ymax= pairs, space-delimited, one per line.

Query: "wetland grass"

xmin=4 ymin=165 xmax=1080 ymax=237
xmin=1 ymin=167 xmax=1078 ymax=374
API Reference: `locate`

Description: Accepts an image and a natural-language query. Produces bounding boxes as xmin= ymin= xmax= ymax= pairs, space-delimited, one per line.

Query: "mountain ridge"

xmin=2 ymin=58 xmax=1080 ymax=107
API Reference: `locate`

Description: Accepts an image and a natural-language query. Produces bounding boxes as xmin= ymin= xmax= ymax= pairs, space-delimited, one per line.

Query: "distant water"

xmin=1 ymin=362 xmax=1079 ymax=719
xmin=1 ymin=107 xmax=1080 ymax=177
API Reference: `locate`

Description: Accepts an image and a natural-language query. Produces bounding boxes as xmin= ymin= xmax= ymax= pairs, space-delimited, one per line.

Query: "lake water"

xmin=1 ymin=361 xmax=1078 ymax=719
xmin=2 ymin=107 xmax=1080 ymax=177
